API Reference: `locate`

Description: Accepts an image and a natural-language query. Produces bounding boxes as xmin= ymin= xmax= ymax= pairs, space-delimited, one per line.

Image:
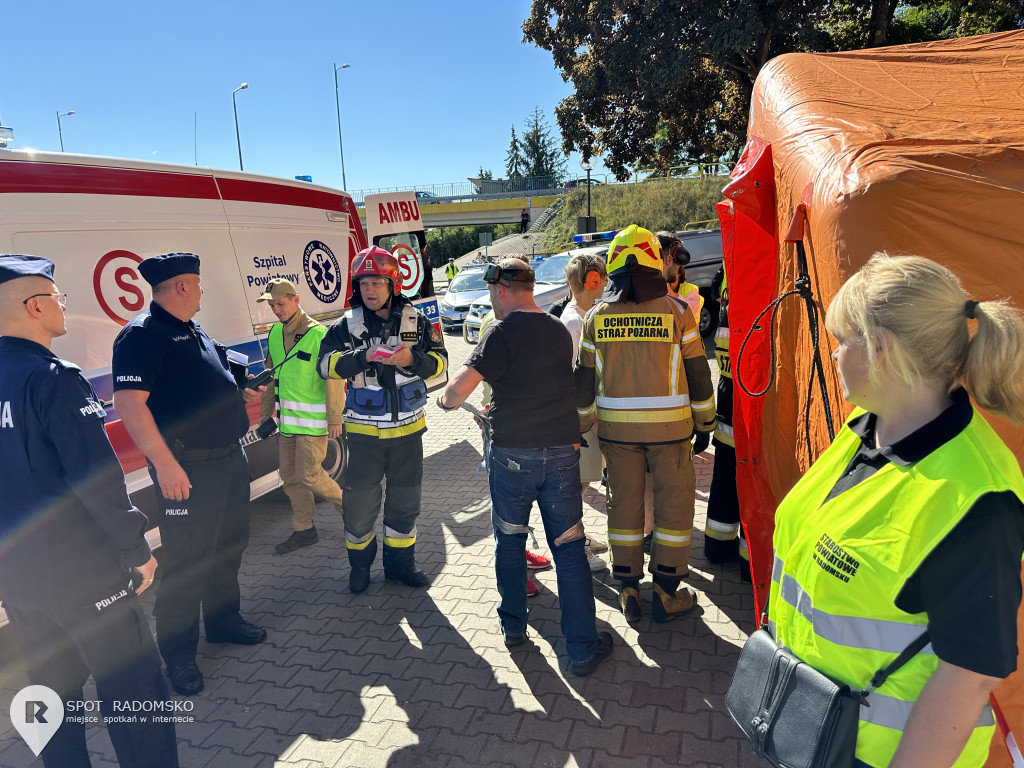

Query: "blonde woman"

xmin=769 ymin=254 xmax=1024 ymax=767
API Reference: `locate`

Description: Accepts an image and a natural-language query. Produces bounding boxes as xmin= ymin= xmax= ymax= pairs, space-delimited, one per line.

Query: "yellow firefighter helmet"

xmin=606 ymin=225 xmax=662 ymax=275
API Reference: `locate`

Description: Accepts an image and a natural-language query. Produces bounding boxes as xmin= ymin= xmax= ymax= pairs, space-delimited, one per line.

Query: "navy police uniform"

xmin=0 ymin=254 xmax=177 ymax=767
xmin=111 ymin=253 xmax=257 ymax=674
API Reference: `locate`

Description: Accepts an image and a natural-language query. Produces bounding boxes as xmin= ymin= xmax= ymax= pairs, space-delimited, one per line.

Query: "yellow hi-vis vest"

xmin=770 ymin=407 xmax=1024 ymax=767
xmin=713 ymin=310 xmax=733 ymax=447
xmin=269 ymin=322 xmax=329 ymax=436
xmin=679 ymin=282 xmax=704 ymax=324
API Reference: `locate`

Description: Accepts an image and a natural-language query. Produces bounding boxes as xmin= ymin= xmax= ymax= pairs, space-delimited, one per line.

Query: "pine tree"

xmin=505 ymin=126 xmax=524 ymax=180
xmin=519 ymin=107 xmax=567 ymax=186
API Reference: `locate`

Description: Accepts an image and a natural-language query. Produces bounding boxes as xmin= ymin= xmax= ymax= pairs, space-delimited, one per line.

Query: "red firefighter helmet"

xmin=352 ymin=246 xmax=401 ymax=291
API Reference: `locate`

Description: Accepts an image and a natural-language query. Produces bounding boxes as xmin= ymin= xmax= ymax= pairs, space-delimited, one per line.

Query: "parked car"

xmin=675 ymin=228 xmax=724 ymax=337
xmin=563 ymin=178 xmax=605 ymax=189
xmin=439 ymin=264 xmax=488 ymax=331
xmin=415 ymin=190 xmax=437 ymax=199
xmin=463 ymin=246 xmax=609 ymax=343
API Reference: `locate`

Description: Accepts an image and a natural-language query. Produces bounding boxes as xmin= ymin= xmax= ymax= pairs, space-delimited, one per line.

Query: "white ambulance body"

xmin=0 ymin=148 xmax=369 ymax=518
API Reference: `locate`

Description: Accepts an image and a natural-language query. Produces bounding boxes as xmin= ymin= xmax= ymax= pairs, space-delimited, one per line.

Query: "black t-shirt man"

xmin=466 ymin=311 xmax=579 ymax=448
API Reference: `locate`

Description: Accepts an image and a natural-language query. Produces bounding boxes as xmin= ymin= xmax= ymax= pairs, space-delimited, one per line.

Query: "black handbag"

xmin=726 ymin=626 xmax=930 ymax=768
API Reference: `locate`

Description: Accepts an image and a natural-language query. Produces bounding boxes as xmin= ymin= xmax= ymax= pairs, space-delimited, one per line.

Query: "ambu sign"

xmin=364 ymin=192 xmax=423 ymax=237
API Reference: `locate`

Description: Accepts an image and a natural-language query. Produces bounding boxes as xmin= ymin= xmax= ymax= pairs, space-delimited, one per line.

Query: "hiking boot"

xmin=618 ymin=580 xmax=642 ymax=622
xmin=275 ymin=526 xmax=318 ymax=554
xmin=567 ymin=631 xmax=614 ymax=677
xmin=652 ymin=578 xmax=697 ymax=623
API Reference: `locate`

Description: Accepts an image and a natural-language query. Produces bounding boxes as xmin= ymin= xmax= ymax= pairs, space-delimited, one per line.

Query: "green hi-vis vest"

xmin=770 ymin=407 xmax=1024 ymax=767
xmin=269 ymin=322 xmax=329 ymax=436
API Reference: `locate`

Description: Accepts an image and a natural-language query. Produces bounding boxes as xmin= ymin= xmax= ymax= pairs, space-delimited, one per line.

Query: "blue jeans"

xmin=489 ymin=444 xmax=599 ymax=664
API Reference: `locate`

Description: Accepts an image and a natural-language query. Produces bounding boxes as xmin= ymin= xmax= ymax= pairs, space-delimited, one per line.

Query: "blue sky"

xmin=1 ymin=0 xmax=607 ymax=193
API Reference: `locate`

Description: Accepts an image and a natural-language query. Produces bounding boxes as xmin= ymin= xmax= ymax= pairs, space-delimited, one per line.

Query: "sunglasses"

xmin=483 ymin=264 xmax=535 ymax=285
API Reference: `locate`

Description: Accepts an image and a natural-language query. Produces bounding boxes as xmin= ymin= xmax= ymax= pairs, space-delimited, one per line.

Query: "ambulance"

xmin=0 ymin=148 xmax=373 ymax=535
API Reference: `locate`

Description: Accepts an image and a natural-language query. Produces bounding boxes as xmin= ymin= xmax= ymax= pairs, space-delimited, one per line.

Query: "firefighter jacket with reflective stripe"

xmin=317 ymin=298 xmax=447 ymax=440
xmin=268 ymin=322 xmax=329 ymax=436
xmin=575 ymin=295 xmax=716 ymax=444
xmin=260 ymin=309 xmax=344 ymax=432
xmin=713 ymin=304 xmax=733 ymax=447
xmin=770 ymin=407 xmax=1024 ymax=768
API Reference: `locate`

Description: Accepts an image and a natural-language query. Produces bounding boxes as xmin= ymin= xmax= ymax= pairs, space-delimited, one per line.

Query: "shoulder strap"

xmin=863 ymin=630 xmax=931 ymax=695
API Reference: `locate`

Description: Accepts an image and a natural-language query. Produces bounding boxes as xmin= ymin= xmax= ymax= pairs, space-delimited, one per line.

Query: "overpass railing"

xmin=349 ymin=164 xmax=735 ymax=207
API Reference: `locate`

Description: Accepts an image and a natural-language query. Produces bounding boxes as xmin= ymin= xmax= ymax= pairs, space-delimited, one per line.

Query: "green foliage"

xmin=426 ymin=224 xmax=520 ymax=266
xmin=506 ymin=126 xmax=524 ymax=180
xmin=542 ymin=177 xmax=729 ymax=251
xmin=519 ymin=107 xmax=568 ymax=185
xmin=478 ymin=166 xmax=493 ymax=180
xmin=523 ymin=0 xmax=1021 ymax=177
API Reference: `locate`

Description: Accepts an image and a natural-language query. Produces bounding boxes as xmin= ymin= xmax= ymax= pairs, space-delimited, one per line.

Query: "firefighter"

xmin=575 ymin=225 xmax=716 ymax=622
xmin=256 ymin=278 xmax=346 ymax=554
xmin=317 ymin=247 xmax=447 ymax=593
xmin=704 ymin=266 xmax=748 ymax=572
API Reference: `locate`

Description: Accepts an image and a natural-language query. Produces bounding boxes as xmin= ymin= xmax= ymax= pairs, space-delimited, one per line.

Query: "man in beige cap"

xmin=257 ymin=278 xmax=345 ymax=553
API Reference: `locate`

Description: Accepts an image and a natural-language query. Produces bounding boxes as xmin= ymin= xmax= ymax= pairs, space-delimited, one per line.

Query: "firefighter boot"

xmin=618 ymin=577 xmax=642 ymax=622
xmin=652 ymin=574 xmax=697 ymax=623
xmin=383 ymin=542 xmax=430 ymax=588
xmin=348 ymin=536 xmax=377 ymax=594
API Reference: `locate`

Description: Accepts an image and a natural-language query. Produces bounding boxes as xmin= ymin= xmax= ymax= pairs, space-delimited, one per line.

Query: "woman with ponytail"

xmin=767 ymin=253 xmax=1024 ymax=767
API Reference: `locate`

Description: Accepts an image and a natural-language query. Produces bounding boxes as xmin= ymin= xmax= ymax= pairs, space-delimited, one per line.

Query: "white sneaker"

xmin=585 ymin=536 xmax=608 ymax=554
xmin=586 ymin=545 xmax=607 ymax=572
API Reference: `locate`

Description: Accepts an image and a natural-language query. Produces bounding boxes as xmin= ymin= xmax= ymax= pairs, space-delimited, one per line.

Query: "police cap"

xmin=0 ymin=254 xmax=55 ymax=286
xmin=138 ymin=253 xmax=200 ymax=287
xmin=257 ymin=278 xmax=299 ymax=302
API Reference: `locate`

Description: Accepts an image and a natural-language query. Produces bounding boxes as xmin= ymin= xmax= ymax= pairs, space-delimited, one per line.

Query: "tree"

xmin=519 ymin=107 xmax=568 ymax=185
xmin=478 ymin=166 xmax=493 ymax=180
xmin=505 ymin=125 xmax=525 ymax=180
xmin=522 ymin=1 xmax=1021 ymax=178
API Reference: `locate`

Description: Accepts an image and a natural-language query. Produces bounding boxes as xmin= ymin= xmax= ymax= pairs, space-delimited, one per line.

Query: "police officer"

xmin=575 ymin=226 xmax=716 ymax=623
xmin=318 ymin=247 xmax=448 ymax=593
xmin=256 ymin=278 xmax=346 ymax=554
xmin=112 ymin=253 xmax=266 ymax=697
xmin=445 ymin=258 xmax=458 ymax=281
xmin=0 ymin=254 xmax=178 ymax=767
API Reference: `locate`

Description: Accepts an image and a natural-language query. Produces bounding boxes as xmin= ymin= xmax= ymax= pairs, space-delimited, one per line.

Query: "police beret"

xmin=138 ymin=253 xmax=200 ymax=287
xmin=0 ymin=254 xmax=55 ymax=286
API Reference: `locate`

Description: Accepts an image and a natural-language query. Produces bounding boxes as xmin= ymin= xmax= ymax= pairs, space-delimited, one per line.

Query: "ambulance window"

xmin=377 ymin=233 xmax=422 ymax=259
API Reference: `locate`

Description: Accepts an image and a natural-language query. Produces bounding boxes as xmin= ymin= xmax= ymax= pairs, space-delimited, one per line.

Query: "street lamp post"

xmin=333 ymin=63 xmax=351 ymax=190
xmin=232 ymin=83 xmax=248 ymax=171
xmin=56 ymin=110 xmax=75 ymax=152
xmin=578 ymin=157 xmax=597 ymax=234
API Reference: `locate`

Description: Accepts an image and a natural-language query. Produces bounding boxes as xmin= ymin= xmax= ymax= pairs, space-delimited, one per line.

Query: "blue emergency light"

xmin=572 ymin=230 xmax=617 ymax=244
xmin=294 ymin=175 xmax=313 ymax=183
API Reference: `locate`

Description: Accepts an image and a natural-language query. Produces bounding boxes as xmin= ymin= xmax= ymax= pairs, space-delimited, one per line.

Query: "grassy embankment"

xmin=543 ymin=176 xmax=728 ymax=251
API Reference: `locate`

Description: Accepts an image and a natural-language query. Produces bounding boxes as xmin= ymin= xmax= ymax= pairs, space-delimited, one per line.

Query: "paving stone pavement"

xmin=0 ymin=332 xmax=759 ymax=768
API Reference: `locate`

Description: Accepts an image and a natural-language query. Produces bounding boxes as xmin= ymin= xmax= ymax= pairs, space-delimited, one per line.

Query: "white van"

xmin=0 ymin=148 xmax=369 ymax=523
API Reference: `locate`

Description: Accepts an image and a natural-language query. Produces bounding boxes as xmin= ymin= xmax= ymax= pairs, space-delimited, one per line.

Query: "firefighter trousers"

xmin=601 ymin=440 xmax=694 ymax=580
xmin=342 ymin=434 xmax=423 ymax=569
xmin=705 ymin=437 xmax=743 ymax=563
xmin=278 ymin=433 xmax=344 ymax=531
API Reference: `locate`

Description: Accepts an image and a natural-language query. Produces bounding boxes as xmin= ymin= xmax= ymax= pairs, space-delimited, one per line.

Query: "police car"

xmin=462 ymin=244 xmax=609 ymax=343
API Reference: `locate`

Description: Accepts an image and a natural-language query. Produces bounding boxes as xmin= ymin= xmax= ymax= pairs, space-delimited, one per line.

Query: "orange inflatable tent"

xmin=719 ymin=30 xmax=1024 ymax=766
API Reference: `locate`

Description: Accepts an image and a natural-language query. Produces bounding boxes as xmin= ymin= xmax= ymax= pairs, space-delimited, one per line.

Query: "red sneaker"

xmin=526 ymin=578 xmax=540 ymax=597
xmin=526 ymin=550 xmax=551 ymax=570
